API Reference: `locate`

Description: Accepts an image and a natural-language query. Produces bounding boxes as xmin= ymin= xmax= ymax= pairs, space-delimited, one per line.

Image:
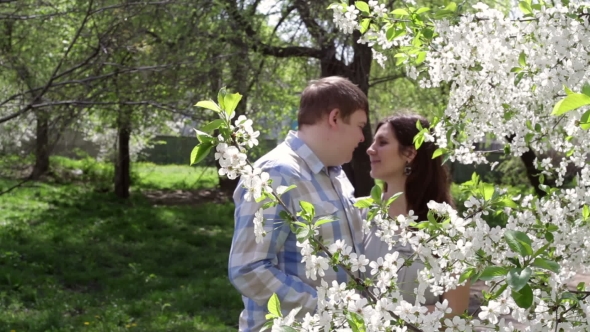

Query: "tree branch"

xmin=292 ymin=0 xmax=330 ymax=47
xmin=29 ymin=100 xmax=178 ymax=112
xmin=0 ymin=0 xmax=94 ymax=124
xmin=0 ymin=64 xmax=177 ymax=116
xmin=368 ymin=74 xmax=406 ymax=87
xmin=0 ymin=178 xmax=34 ymax=196
xmin=222 ymin=0 xmax=324 ymax=59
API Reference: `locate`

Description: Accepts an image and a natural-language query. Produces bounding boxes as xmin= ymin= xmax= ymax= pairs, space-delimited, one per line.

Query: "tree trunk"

xmin=505 ymin=135 xmax=547 ymax=197
xmin=520 ymin=149 xmax=547 ymax=197
xmin=30 ymin=109 xmax=50 ymax=180
xmin=114 ymin=107 xmax=131 ymax=199
xmin=218 ymin=43 xmax=249 ymax=196
xmin=320 ymin=32 xmax=374 ymax=197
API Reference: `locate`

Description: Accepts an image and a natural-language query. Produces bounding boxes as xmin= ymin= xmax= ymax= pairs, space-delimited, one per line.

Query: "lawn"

xmin=0 ymin=158 xmax=242 ymax=331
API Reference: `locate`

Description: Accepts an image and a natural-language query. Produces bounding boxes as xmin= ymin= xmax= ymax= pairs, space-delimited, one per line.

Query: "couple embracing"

xmin=228 ymin=76 xmax=471 ymax=332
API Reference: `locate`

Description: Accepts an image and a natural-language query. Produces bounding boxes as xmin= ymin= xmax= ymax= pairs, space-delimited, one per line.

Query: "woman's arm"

xmin=425 ymin=281 xmax=471 ymax=317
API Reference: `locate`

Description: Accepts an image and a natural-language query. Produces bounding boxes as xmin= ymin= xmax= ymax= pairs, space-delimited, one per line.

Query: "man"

xmin=228 ymin=76 xmax=368 ymax=331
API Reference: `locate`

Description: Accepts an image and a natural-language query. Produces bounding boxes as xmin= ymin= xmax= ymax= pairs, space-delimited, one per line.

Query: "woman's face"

xmin=367 ymin=123 xmax=409 ymax=181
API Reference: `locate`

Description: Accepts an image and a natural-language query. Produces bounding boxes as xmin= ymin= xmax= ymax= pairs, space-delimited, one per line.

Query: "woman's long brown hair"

xmin=376 ymin=114 xmax=454 ymax=221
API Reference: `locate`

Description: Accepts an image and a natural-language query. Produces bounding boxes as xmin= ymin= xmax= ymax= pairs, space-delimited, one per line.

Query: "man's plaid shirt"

xmin=228 ymin=131 xmax=365 ymax=331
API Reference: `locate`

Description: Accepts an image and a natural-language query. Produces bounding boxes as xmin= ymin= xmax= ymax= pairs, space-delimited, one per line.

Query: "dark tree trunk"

xmin=114 ymin=107 xmax=131 ymax=199
xmin=30 ymin=109 xmax=50 ymax=180
xmin=320 ymin=31 xmax=374 ymax=197
xmin=505 ymin=135 xmax=547 ymax=197
xmin=520 ymin=149 xmax=547 ymax=197
xmin=221 ymin=0 xmax=375 ymax=196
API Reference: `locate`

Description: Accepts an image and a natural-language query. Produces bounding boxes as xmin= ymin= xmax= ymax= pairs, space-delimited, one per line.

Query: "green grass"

xmin=48 ymin=156 xmax=219 ymax=191
xmin=133 ymin=163 xmax=218 ymax=190
xmin=0 ymin=159 xmax=241 ymax=332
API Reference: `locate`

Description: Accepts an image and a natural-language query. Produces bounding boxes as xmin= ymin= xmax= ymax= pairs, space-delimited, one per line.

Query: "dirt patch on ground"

xmin=142 ymin=188 xmax=230 ymax=206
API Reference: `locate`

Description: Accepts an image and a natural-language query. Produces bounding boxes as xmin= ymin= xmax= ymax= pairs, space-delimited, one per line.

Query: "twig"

xmin=0 ymin=0 xmax=94 ymax=124
xmin=0 ymin=178 xmax=33 ymax=196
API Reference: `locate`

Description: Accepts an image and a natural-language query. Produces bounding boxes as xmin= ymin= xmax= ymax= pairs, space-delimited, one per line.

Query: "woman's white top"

xmin=363 ymin=220 xmax=440 ymax=305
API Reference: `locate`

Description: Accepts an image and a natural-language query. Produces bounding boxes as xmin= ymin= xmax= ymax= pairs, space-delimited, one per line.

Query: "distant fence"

xmin=47 ymin=133 xmax=502 ymax=184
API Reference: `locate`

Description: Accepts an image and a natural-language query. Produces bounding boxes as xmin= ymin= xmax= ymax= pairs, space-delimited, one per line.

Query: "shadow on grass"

xmin=0 ymin=181 xmax=242 ymax=332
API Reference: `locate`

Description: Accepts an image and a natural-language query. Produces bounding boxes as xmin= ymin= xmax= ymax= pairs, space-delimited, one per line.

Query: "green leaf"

xmin=217 ymin=88 xmax=226 ymax=111
xmin=296 ymin=227 xmax=310 ymax=241
xmin=518 ymin=51 xmax=527 ymax=67
xmin=577 ymin=282 xmax=586 ymax=292
xmin=479 ymin=266 xmax=509 ymax=281
xmin=415 ymin=7 xmax=430 ymax=14
xmin=532 ymin=258 xmax=560 ymax=273
xmin=544 ymin=231 xmax=554 ymax=242
xmin=385 ymin=192 xmax=403 ymax=207
xmin=481 ymin=183 xmax=495 ymax=201
xmin=195 ymin=100 xmax=222 ymax=113
xmin=261 ymin=319 xmax=273 ymax=331
xmin=346 ymin=311 xmax=366 ymax=332
xmin=386 ymin=24 xmax=395 ymax=40
xmin=551 ymin=93 xmax=590 ymax=115
xmin=447 ymin=2 xmax=457 ymax=10
xmin=582 ymin=83 xmax=590 ymax=97
xmin=511 ymin=284 xmax=533 ymax=308
xmin=504 ymin=230 xmax=533 ymax=257
xmin=201 ymin=119 xmax=225 ymax=133
xmin=584 ymin=205 xmax=590 ymax=219
xmin=514 ymin=72 xmax=525 ymax=86
xmin=432 ymin=148 xmax=445 ymax=159
xmin=355 ymin=1 xmax=370 ymax=13
xmin=299 ymin=201 xmax=315 ymax=219
xmin=491 ymin=283 xmax=509 ymax=300
xmin=315 ymin=216 xmax=338 ymax=227
xmin=422 ymin=27 xmax=434 ymax=39
xmin=459 ymin=267 xmax=476 ymax=284
xmin=354 ymin=197 xmax=374 ymax=208
xmin=510 ymin=67 xmax=522 ymax=73
xmin=501 ymin=197 xmax=518 ymax=208
xmin=194 ymin=129 xmax=214 ymax=143
xmin=190 ymin=142 xmax=214 ymax=166
xmin=279 ymin=210 xmax=293 ymax=223
xmin=360 ymin=18 xmax=370 ymax=34
xmin=518 ymin=1 xmax=533 ymax=14
xmin=533 ymin=243 xmax=551 ymax=258
xmin=433 ymin=9 xmax=454 ymax=18
xmin=415 ymin=51 xmax=427 ymax=65
xmin=580 ymin=111 xmax=590 ymax=130
xmin=262 ymin=201 xmax=278 ymax=210
xmin=267 ymin=293 xmax=282 ymax=318
xmin=276 ymin=184 xmax=297 ymax=195
xmin=223 ymin=92 xmax=243 ymax=118
xmin=392 ymin=8 xmax=409 ymax=16
xmin=507 ymin=267 xmax=532 ymax=291
xmin=371 ymin=185 xmax=382 ymax=204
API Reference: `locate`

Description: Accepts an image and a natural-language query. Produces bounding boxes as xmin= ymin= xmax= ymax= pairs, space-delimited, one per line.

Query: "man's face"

xmin=333 ymin=109 xmax=367 ymax=165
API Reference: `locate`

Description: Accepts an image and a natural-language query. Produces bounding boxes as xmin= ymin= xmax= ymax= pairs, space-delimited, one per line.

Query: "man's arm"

xmin=228 ymin=165 xmax=318 ymax=316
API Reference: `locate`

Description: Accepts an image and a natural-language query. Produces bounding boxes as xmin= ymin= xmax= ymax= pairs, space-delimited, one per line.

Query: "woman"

xmin=363 ymin=113 xmax=470 ymax=316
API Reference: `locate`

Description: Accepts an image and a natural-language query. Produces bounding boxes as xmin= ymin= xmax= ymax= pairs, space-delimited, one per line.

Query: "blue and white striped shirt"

xmin=228 ymin=131 xmax=365 ymax=331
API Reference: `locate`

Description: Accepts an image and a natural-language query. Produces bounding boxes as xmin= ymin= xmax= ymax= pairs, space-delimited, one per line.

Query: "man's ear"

xmin=327 ymin=108 xmax=340 ymax=128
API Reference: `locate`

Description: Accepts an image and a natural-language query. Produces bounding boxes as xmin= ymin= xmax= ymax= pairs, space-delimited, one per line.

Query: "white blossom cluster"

xmin=214 ymin=115 xmax=261 ymax=180
xmin=422 ymin=3 xmax=590 ymax=169
xmin=261 ymin=2 xmax=590 ymax=331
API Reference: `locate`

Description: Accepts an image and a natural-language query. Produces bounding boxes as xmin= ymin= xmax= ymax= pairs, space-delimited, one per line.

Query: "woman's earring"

xmin=404 ymin=162 xmax=412 ymax=176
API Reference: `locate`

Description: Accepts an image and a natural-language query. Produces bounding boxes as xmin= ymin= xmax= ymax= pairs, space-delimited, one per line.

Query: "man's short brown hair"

xmin=298 ymin=76 xmax=369 ymax=127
